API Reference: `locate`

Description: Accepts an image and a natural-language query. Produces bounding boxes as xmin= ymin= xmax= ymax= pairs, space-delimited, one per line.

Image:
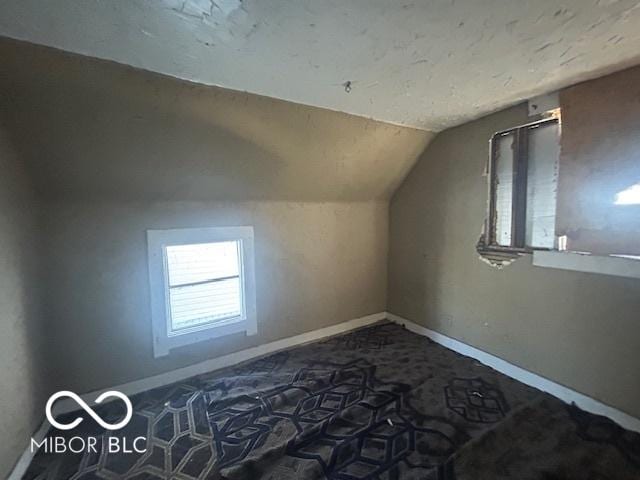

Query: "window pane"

xmin=169 ymin=277 xmax=242 ymax=331
xmin=165 ymin=241 xmax=243 ymax=332
xmin=526 ymin=123 xmax=559 ymax=248
xmin=494 ymin=133 xmax=515 ymax=246
xmin=166 ymin=241 xmax=239 ymax=287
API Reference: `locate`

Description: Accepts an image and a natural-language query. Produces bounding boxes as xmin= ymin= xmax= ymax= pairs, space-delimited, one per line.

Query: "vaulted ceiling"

xmin=0 ymin=38 xmax=432 ymax=202
xmin=2 ymin=0 xmax=640 ymax=131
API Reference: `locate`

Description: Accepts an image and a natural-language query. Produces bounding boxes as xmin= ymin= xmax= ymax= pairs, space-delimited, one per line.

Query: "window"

xmin=482 ymin=117 xmax=560 ymax=253
xmin=147 ymin=227 xmax=256 ymax=357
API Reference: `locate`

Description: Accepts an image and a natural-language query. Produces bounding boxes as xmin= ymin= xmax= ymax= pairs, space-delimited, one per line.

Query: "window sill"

xmin=154 ymin=318 xmax=257 ymax=358
xmin=532 ymin=250 xmax=640 ymax=279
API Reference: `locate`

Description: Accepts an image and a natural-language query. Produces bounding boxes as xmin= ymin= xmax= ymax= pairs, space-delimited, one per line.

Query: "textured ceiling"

xmin=1 ymin=0 xmax=640 ymax=131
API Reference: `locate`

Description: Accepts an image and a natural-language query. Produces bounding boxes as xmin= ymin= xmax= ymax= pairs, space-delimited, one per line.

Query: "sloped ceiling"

xmin=1 ymin=1 xmax=640 ymax=131
xmin=0 ymin=38 xmax=432 ymax=202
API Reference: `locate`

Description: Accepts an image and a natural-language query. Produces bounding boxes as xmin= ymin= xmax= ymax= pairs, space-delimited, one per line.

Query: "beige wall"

xmin=389 ymin=103 xmax=640 ymax=418
xmin=0 ymin=127 xmax=47 ymax=476
xmin=1 ymin=38 xmax=432 ymax=203
xmin=0 ymin=39 xmax=420 ymax=396
xmin=557 ymin=65 xmax=640 ymax=256
xmin=42 ymin=200 xmax=387 ymax=392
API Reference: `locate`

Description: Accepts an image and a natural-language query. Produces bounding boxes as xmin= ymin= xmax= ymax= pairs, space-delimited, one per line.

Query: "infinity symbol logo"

xmin=45 ymin=391 xmax=133 ymax=431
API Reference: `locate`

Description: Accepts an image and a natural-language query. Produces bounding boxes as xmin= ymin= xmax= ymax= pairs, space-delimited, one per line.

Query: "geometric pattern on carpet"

xmin=444 ymin=377 xmax=509 ymax=423
xmin=21 ymin=322 xmax=640 ymax=479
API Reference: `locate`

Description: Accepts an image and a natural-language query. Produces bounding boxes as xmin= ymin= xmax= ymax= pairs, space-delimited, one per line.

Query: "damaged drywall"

xmin=388 ymin=101 xmax=640 ymax=419
xmin=476 ymin=232 xmax=522 ymax=269
xmin=475 ymin=97 xmax=561 ymax=268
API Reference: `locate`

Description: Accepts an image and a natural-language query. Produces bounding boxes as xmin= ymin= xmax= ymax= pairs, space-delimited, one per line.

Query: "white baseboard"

xmin=12 ymin=309 xmax=639 ymax=480
xmin=8 ymin=311 xmax=386 ymax=480
xmin=7 ymin=419 xmax=51 ymax=480
xmin=53 ymin=311 xmax=386 ymax=415
xmin=386 ymin=312 xmax=640 ymax=433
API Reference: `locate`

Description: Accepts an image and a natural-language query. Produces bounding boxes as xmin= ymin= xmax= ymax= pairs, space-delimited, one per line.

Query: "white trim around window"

xmin=147 ymin=226 xmax=257 ymax=357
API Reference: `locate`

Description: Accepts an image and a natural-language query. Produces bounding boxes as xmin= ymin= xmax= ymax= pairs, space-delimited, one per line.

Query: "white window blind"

xmin=148 ymin=226 xmax=256 ymax=357
xmin=487 ymin=117 xmax=560 ymax=251
xmin=165 ymin=241 xmax=243 ymax=332
xmin=494 ymin=132 xmax=515 ymax=246
xmin=525 ymin=122 xmax=559 ymax=249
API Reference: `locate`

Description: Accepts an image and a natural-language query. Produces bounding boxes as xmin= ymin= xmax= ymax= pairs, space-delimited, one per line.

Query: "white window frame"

xmin=147 ymin=226 xmax=257 ymax=357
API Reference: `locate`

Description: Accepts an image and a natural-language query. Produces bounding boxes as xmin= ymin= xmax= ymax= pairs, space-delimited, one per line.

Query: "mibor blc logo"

xmin=45 ymin=391 xmax=133 ymax=430
xmin=32 ymin=391 xmax=147 ymax=454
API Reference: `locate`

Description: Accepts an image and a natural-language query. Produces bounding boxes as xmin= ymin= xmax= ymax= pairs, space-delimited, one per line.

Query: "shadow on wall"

xmin=0 ymin=39 xmax=408 ymax=397
xmin=2 ymin=52 xmax=285 ymax=201
xmin=0 ymin=38 xmax=431 ymax=432
xmin=0 ymin=126 xmax=49 ymax=477
xmin=0 ymin=37 xmax=433 ymax=203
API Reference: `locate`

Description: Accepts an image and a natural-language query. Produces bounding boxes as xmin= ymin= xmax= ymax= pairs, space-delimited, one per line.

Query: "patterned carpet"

xmin=24 ymin=322 xmax=640 ymax=479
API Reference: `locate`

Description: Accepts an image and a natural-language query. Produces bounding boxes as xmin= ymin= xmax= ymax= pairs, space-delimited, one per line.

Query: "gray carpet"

xmin=24 ymin=322 xmax=640 ymax=479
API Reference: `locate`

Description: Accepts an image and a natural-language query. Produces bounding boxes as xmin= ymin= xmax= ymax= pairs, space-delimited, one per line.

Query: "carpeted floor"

xmin=24 ymin=322 xmax=640 ymax=479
